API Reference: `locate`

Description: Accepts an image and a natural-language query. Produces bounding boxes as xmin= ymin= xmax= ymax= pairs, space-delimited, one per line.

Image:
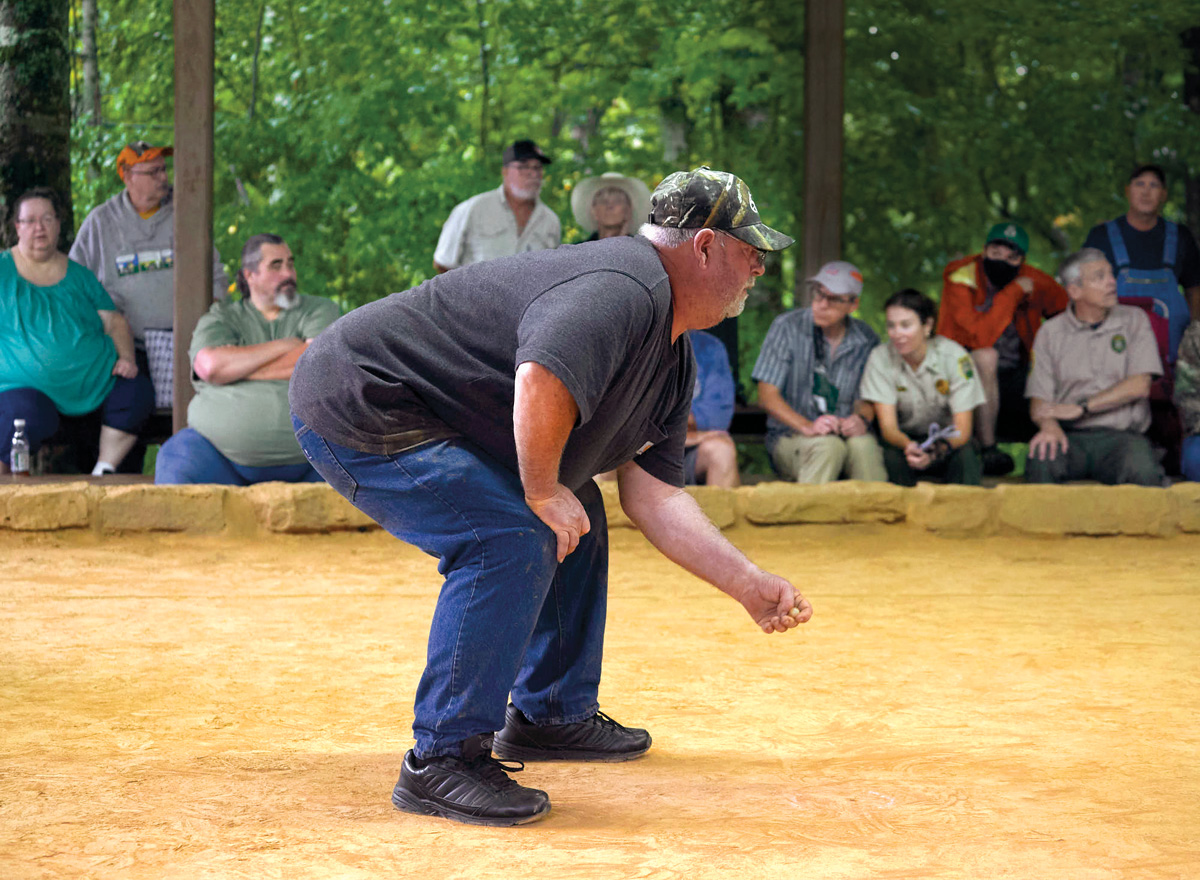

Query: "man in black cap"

xmin=290 ymin=166 xmax=812 ymax=827
xmin=432 ymin=139 xmax=562 ymax=272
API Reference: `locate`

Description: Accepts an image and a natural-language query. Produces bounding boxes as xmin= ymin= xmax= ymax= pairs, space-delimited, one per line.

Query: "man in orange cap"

xmin=70 ymin=141 xmax=229 ymax=393
xmin=69 ymin=142 xmax=229 ymax=470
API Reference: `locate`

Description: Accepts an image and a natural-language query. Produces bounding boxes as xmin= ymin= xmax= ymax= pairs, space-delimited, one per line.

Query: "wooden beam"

xmin=801 ymin=0 xmax=845 ymax=296
xmin=172 ymin=0 xmax=215 ymax=433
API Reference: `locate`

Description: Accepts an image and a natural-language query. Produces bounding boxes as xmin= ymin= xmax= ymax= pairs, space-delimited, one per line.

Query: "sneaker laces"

xmin=591 ymin=710 xmax=627 ymax=731
xmin=463 ymin=752 xmax=527 ymax=791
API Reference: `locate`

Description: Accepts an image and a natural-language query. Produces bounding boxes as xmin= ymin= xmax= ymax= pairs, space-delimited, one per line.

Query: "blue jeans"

xmin=292 ymin=416 xmax=609 ymax=759
xmin=0 ymin=378 xmax=155 ymax=460
xmin=1182 ymin=435 xmax=1200 ymax=482
xmin=155 ymin=427 xmax=324 ymax=485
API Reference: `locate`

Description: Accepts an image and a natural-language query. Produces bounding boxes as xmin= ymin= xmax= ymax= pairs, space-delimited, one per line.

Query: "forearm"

xmin=1082 ymin=375 xmax=1152 ymax=413
xmin=757 ymin=382 xmax=811 ymax=434
xmin=101 ymin=312 xmax=136 ymax=363
xmin=940 ymin=286 xmax=1021 ymax=349
xmin=874 ymin=405 xmax=910 ymax=449
xmin=193 ymin=338 xmax=303 ymax=385
xmin=619 ymin=468 xmax=756 ymax=596
xmin=853 ymin=399 xmax=875 ymax=423
xmin=1030 ymin=397 xmax=1061 ymax=430
xmin=948 ymin=409 xmax=973 ymax=448
xmin=513 ymin=361 xmax=577 ymax=498
xmin=245 ymin=342 xmax=309 ymax=381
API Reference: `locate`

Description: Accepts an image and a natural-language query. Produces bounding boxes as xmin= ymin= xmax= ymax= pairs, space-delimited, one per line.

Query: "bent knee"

xmin=699 ymin=431 xmax=737 ymax=455
xmin=802 ymin=434 xmax=849 ymax=460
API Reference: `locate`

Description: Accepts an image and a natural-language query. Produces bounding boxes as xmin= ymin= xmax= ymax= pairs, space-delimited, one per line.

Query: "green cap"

xmin=985 ymin=222 xmax=1029 ymax=255
xmin=648 ymin=166 xmax=794 ymax=251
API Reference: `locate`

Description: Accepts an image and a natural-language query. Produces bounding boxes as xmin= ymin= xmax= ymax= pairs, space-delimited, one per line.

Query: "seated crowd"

xmin=4 ymin=143 xmax=1199 ymax=487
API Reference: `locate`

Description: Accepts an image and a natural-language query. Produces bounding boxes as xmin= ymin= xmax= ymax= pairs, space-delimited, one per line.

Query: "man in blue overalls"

xmin=1083 ymin=164 xmax=1200 ymax=364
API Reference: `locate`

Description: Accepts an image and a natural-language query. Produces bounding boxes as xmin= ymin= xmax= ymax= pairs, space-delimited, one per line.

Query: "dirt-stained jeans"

xmin=292 ymin=416 xmax=609 ymax=758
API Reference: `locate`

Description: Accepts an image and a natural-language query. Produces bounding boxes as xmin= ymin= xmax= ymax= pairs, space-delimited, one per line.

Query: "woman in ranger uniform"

xmin=860 ymin=289 xmax=987 ymax=485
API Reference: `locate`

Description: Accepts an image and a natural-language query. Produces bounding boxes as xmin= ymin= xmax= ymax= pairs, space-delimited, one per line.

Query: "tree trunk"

xmin=80 ymin=0 xmax=100 ymax=123
xmin=476 ymin=0 xmax=489 ymax=160
xmin=0 ymin=0 xmax=73 ymax=245
xmin=247 ymin=1 xmax=266 ymax=121
xmin=1183 ymin=27 xmax=1200 ymax=235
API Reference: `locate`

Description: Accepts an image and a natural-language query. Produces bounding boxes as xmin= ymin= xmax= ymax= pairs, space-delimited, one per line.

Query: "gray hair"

xmin=237 ymin=233 xmax=287 ymax=296
xmin=1057 ymin=247 xmax=1108 ymax=288
xmin=637 ymin=223 xmax=699 ymax=248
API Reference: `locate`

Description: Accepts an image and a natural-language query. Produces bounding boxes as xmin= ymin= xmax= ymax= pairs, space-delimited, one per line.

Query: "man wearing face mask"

xmin=936 ymin=222 xmax=1068 ymax=476
xmin=154 ymin=234 xmax=339 ymax=485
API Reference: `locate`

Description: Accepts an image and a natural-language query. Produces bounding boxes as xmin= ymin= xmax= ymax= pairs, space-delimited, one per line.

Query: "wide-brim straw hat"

xmin=570 ymin=172 xmax=653 ymax=234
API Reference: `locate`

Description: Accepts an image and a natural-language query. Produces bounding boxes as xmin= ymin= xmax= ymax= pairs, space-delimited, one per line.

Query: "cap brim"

xmin=986 ymin=238 xmax=1025 ymax=255
xmin=727 ymin=223 xmax=795 ymax=252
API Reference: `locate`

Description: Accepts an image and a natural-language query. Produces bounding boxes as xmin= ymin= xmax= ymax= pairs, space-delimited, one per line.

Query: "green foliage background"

xmin=69 ymin=0 xmax=1199 ymax=396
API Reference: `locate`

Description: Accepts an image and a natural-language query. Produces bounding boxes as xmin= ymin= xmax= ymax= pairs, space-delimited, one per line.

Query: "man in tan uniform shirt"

xmin=1025 ymin=248 xmax=1163 ymax=485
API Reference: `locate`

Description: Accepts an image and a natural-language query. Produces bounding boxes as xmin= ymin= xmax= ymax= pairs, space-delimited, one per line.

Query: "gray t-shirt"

xmin=289 ymin=236 xmax=694 ymax=491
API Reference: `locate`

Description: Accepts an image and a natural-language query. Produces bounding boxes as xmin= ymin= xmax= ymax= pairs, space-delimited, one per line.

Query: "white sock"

xmin=92 ymin=462 xmax=116 ymax=476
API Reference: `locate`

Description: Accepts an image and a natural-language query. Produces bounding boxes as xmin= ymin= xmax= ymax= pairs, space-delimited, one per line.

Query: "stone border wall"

xmin=2 ymin=481 xmax=1199 ymax=537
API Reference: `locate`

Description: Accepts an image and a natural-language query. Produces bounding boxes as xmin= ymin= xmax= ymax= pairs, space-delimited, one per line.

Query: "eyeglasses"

xmin=128 ymin=165 xmax=169 ymax=178
xmin=15 ymin=215 xmax=58 ymax=227
xmin=717 ymin=229 xmax=768 ymax=269
xmin=506 ymin=161 xmax=545 ymax=175
xmin=812 ymin=288 xmax=857 ymax=306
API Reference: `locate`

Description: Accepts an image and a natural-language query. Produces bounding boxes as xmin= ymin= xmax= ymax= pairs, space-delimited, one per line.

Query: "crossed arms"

xmin=192 ymin=337 xmax=311 ymax=385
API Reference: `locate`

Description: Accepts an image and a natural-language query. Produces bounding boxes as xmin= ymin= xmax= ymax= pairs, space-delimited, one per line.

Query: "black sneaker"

xmin=492 ymin=704 xmax=652 ymax=762
xmin=391 ymin=734 xmax=550 ymax=826
xmin=981 ymin=445 xmax=1015 ymax=477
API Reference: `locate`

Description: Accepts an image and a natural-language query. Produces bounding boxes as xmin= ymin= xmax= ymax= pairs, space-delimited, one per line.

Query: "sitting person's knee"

xmin=1116 ymin=440 xmax=1164 ymax=486
xmin=103 ymin=372 xmax=156 ymax=434
xmin=694 ymin=431 xmax=740 ymax=488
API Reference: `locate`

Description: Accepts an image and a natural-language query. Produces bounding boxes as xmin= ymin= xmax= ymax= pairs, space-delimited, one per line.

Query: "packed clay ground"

xmin=1 ymin=525 xmax=1198 ymax=880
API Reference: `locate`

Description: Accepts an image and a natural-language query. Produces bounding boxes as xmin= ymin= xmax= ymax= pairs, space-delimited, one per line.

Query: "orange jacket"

xmin=937 ymin=254 xmax=1068 ymax=355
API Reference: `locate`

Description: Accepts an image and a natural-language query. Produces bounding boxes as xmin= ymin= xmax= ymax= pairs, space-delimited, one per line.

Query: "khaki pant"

xmin=769 ymin=433 xmax=888 ymax=483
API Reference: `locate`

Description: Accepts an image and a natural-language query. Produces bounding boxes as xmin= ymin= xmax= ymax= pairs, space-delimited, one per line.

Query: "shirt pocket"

xmin=471 ymin=214 xmax=515 ymax=242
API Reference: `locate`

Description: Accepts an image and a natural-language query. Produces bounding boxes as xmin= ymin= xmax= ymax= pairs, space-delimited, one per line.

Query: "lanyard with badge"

xmin=811 ymin=328 xmax=839 ymax=414
xmin=812 ymin=366 xmax=839 ymax=414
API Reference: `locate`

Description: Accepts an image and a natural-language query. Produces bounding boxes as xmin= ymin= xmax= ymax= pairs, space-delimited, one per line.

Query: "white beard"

xmin=507 ymin=182 xmax=542 ymax=201
xmin=274 ymin=288 xmax=299 ymax=310
xmin=723 ymin=290 xmax=749 ymax=320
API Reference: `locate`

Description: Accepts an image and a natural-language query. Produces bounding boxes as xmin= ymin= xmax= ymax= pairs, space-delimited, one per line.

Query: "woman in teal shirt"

xmin=0 ymin=188 xmax=154 ymax=475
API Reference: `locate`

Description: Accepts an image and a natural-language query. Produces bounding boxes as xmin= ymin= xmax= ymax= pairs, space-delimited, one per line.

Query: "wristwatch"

xmin=1075 ymin=396 xmax=1090 ymax=416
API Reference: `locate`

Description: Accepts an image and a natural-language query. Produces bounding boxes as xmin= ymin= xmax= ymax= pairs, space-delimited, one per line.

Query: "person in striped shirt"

xmin=752 ymin=261 xmax=886 ymax=483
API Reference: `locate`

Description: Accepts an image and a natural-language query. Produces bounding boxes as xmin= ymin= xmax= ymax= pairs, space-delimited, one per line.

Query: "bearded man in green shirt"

xmin=154 ymin=234 xmax=339 ymax=484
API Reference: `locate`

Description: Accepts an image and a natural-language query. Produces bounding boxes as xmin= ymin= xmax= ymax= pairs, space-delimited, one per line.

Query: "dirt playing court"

xmin=2 ymin=523 xmax=1198 ymax=879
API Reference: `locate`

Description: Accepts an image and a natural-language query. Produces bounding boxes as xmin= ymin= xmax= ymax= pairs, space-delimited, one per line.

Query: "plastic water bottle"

xmin=9 ymin=418 xmax=30 ymax=476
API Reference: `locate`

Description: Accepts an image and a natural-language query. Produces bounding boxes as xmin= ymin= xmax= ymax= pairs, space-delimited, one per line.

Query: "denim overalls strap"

xmin=1106 ymin=220 xmax=1131 ymax=269
xmin=1109 ymin=219 xmax=1189 ymax=362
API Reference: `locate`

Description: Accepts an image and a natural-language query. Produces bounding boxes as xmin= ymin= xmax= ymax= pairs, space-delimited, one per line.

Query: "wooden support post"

xmin=801 ymin=0 xmax=845 ymax=298
xmin=172 ymin=0 xmax=215 ymax=433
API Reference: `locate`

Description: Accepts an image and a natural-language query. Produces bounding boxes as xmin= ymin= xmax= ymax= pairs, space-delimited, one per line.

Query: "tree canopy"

xmin=69 ymin=0 xmax=1199 ymax=390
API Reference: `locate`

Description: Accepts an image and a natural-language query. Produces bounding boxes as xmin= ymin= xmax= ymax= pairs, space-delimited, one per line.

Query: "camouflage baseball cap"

xmin=648 ymin=166 xmax=794 ymax=251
